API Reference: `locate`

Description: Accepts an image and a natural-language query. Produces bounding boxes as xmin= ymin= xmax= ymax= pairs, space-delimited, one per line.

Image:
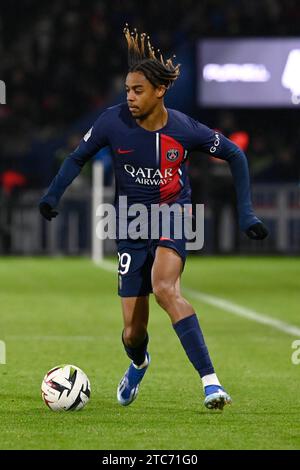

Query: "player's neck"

xmin=136 ymin=105 xmax=168 ymax=132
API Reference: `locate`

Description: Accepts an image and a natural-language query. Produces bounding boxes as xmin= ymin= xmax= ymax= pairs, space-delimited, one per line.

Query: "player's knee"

xmin=123 ymin=326 xmax=147 ymax=348
xmin=153 ymin=281 xmax=176 ymax=307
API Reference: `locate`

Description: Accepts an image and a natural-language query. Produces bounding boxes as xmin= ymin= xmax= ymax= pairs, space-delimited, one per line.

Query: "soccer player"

xmin=39 ymin=26 xmax=268 ymax=410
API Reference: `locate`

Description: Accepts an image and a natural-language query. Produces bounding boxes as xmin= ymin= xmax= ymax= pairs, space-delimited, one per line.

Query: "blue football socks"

xmin=173 ymin=313 xmax=215 ymax=378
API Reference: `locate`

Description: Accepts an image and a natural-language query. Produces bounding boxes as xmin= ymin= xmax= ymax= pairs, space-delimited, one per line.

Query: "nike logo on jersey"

xmin=117 ymin=148 xmax=135 ymax=154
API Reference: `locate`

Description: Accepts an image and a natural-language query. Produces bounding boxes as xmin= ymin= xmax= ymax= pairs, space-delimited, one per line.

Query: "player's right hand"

xmin=39 ymin=202 xmax=58 ymax=221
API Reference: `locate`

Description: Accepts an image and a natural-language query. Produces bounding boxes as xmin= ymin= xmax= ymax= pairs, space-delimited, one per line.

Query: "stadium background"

xmin=0 ymin=0 xmax=300 ymax=451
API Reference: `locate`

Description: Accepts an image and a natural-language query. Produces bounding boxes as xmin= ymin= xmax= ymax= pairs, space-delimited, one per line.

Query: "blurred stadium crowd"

xmin=0 ymin=0 xmax=299 ymax=193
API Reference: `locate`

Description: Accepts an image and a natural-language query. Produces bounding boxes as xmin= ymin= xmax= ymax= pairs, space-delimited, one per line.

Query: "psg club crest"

xmin=166 ymin=149 xmax=179 ymax=162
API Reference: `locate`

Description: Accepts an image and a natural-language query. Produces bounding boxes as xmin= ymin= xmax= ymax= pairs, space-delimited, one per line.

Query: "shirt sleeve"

xmin=40 ymin=111 xmax=110 ymax=208
xmin=188 ymin=117 xmax=260 ymax=231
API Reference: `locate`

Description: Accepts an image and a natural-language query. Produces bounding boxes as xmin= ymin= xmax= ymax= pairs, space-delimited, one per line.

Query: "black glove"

xmin=39 ymin=202 xmax=58 ymax=221
xmin=245 ymin=222 xmax=269 ymax=240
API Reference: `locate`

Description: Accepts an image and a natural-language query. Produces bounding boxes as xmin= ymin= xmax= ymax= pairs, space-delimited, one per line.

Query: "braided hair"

xmin=123 ymin=24 xmax=180 ymax=91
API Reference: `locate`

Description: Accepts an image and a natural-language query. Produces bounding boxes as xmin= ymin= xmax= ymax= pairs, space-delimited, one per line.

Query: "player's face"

xmin=125 ymin=72 xmax=165 ymax=119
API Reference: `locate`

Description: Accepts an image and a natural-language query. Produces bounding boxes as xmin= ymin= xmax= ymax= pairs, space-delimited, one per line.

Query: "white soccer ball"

xmin=41 ymin=364 xmax=91 ymax=411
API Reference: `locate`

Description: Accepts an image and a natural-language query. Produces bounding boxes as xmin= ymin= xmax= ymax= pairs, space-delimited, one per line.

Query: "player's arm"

xmin=39 ymin=112 xmax=109 ymax=221
xmin=190 ymin=119 xmax=268 ymax=240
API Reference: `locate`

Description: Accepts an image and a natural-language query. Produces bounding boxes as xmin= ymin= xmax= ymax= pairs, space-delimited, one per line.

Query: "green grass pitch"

xmin=0 ymin=256 xmax=299 ymax=450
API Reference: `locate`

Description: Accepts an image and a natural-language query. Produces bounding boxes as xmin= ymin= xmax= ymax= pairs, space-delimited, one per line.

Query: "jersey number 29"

xmin=118 ymin=252 xmax=131 ymax=275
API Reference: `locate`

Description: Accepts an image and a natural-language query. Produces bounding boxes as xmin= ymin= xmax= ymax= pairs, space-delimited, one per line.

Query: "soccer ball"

xmin=41 ymin=364 xmax=91 ymax=411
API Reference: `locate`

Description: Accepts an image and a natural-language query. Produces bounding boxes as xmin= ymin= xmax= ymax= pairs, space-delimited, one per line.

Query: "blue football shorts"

xmin=117 ymin=235 xmax=187 ymax=297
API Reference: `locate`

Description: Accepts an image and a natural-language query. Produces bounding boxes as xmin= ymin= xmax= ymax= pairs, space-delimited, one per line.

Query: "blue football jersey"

xmin=41 ymin=103 xmax=259 ymax=231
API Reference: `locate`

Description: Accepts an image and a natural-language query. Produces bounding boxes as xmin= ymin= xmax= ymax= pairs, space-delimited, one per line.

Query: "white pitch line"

xmin=96 ymin=260 xmax=300 ymax=338
xmin=183 ymin=287 xmax=300 ymax=338
xmin=94 ymin=259 xmax=117 ymax=273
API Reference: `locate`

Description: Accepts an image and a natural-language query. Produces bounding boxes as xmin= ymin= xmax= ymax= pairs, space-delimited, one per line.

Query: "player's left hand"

xmin=245 ymin=222 xmax=269 ymax=240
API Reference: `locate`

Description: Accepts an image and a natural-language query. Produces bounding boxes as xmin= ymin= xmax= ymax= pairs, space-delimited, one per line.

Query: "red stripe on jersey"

xmin=159 ymin=134 xmax=184 ymax=203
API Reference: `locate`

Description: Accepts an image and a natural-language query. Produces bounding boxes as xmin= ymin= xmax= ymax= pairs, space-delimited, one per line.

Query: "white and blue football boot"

xmin=117 ymin=352 xmax=150 ymax=406
xmin=204 ymin=385 xmax=232 ymax=410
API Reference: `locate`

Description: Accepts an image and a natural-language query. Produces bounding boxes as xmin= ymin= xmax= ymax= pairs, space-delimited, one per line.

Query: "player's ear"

xmin=156 ymin=85 xmax=167 ymax=98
